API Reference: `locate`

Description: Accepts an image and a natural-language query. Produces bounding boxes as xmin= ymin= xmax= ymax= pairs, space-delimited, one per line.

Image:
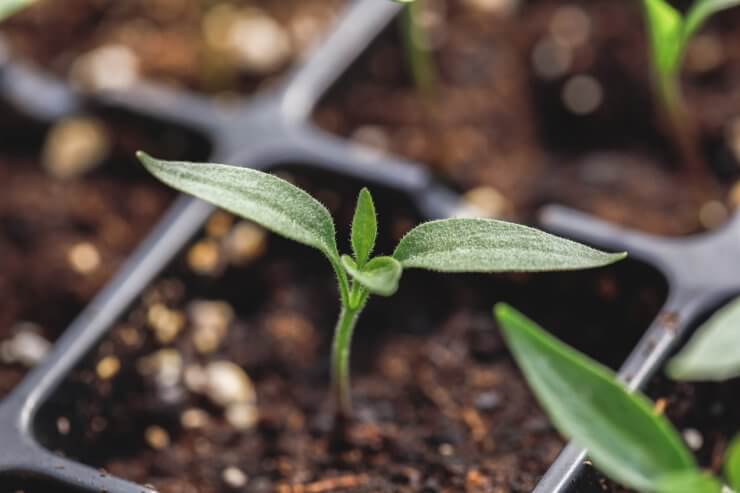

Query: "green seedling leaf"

xmin=684 ymin=0 xmax=740 ymax=40
xmin=393 ymin=218 xmax=626 ymax=273
xmin=667 ymin=297 xmax=740 ymax=381
xmin=137 ymin=152 xmax=339 ymax=262
xmin=494 ymin=303 xmax=696 ymax=492
xmin=351 ymin=188 xmax=377 ymax=267
xmin=655 ymin=470 xmax=723 ymax=493
xmin=0 ymin=0 xmax=34 ymax=21
xmin=725 ymin=435 xmax=740 ymax=491
xmin=643 ymin=0 xmax=684 ymax=78
xmin=341 ymin=255 xmax=402 ymax=297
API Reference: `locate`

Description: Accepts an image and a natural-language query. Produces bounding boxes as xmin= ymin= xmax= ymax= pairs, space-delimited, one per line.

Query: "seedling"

xmin=668 ymin=295 xmax=740 ymax=381
xmin=0 ymin=0 xmax=35 ymax=21
xmin=642 ymin=0 xmax=740 ymax=172
xmin=399 ymin=0 xmax=438 ymax=95
xmin=137 ymin=151 xmax=625 ymax=418
xmin=495 ymin=303 xmax=740 ymax=493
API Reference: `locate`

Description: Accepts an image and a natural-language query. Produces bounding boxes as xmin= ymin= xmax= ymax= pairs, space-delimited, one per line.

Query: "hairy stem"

xmin=331 ymin=303 xmax=361 ymax=418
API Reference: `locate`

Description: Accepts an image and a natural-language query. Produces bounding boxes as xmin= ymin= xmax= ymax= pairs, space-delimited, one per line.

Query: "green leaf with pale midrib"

xmin=495 ymin=303 xmax=696 ymax=492
xmin=137 ymin=152 xmax=339 ymax=262
xmin=341 ymin=255 xmax=402 ymax=297
xmin=393 ymin=218 xmax=626 ymax=272
xmin=351 ymin=188 xmax=377 ymax=267
xmin=668 ymin=296 xmax=740 ymax=381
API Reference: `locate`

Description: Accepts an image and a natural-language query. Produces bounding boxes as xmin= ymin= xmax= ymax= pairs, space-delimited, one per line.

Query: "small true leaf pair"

xmin=138 ymin=151 xmax=625 ymax=418
xmin=495 ymin=304 xmax=740 ymax=492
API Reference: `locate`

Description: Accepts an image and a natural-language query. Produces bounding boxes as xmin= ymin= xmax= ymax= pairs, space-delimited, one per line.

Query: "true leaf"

xmin=655 ymin=470 xmax=723 ymax=493
xmin=725 ymin=435 xmax=740 ymax=491
xmin=138 ymin=152 xmax=339 ymax=262
xmin=341 ymin=255 xmax=402 ymax=297
xmin=393 ymin=218 xmax=626 ymax=273
xmin=667 ymin=296 xmax=740 ymax=381
xmin=494 ymin=303 xmax=696 ymax=492
xmin=0 ymin=0 xmax=34 ymax=21
xmin=351 ymin=188 xmax=377 ymax=267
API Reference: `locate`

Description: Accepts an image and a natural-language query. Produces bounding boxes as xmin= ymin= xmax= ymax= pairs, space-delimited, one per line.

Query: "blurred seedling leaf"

xmin=138 ymin=152 xmax=626 ymax=420
xmin=667 ymin=296 xmax=740 ymax=381
xmin=725 ymin=435 xmax=740 ymax=491
xmin=642 ymin=0 xmax=740 ymax=171
xmin=494 ymin=303 xmax=696 ymax=492
xmin=0 ymin=0 xmax=35 ymax=21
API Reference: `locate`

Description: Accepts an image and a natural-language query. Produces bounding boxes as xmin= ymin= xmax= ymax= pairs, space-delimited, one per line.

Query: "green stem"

xmin=331 ymin=303 xmax=361 ymax=418
xmin=657 ymin=72 xmax=704 ymax=175
xmin=401 ymin=0 xmax=437 ymax=95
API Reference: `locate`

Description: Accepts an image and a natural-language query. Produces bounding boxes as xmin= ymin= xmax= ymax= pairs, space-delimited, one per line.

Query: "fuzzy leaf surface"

xmin=351 ymin=188 xmax=377 ymax=267
xmin=495 ymin=303 xmax=696 ymax=492
xmin=668 ymin=296 xmax=740 ymax=381
xmin=392 ymin=218 xmax=626 ymax=272
xmin=341 ymin=255 xmax=402 ymax=297
xmin=138 ymin=152 xmax=339 ymax=261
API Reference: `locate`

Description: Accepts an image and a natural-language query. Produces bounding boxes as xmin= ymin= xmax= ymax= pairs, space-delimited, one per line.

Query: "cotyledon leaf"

xmin=138 ymin=152 xmax=339 ymax=262
xmin=393 ymin=218 xmax=626 ymax=273
xmin=495 ymin=303 xmax=696 ymax=492
xmin=0 ymin=0 xmax=34 ymax=22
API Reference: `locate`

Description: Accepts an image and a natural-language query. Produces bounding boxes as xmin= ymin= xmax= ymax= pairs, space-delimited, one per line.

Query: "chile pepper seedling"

xmin=642 ymin=0 xmax=740 ymax=173
xmin=137 ymin=151 xmax=625 ymax=419
xmin=495 ymin=304 xmax=740 ymax=493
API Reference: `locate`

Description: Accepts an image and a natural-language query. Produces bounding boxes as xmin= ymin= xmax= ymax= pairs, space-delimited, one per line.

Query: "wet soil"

xmin=37 ymin=171 xmax=668 ymax=493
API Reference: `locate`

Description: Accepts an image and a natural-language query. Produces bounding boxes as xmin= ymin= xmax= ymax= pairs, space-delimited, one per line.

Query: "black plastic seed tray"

xmin=1 ymin=1 xmax=739 ymax=491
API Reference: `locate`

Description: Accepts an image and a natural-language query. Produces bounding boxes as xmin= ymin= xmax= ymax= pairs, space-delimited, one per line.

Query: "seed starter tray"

xmin=1 ymin=1 xmax=739 ymax=491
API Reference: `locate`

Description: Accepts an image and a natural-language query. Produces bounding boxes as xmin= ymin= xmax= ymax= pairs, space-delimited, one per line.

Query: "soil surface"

xmin=313 ymin=0 xmax=740 ymax=236
xmin=1 ymin=0 xmax=341 ymax=95
xmin=38 ymin=171 xmax=667 ymax=493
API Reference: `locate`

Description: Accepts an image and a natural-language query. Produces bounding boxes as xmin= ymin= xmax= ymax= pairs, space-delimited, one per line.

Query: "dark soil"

xmin=37 ymin=170 xmax=667 ymax=493
xmin=313 ymin=0 xmax=740 ymax=236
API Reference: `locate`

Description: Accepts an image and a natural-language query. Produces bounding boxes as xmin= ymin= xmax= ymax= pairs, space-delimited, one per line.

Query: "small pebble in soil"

xmin=225 ymin=401 xmax=259 ymax=430
xmin=350 ymin=125 xmax=391 ymax=154
xmin=224 ymin=221 xmax=267 ymax=265
xmin=147 ymin=303 xmax=186 ymax=344
xmin=42 ymin=117 xmax=110 ymax=180
xmin=144 ymin=425 xmax=170 ymax=450
xmin=549 ymin=5 xmax=591 ymax=48
xmin=531 ymin=37 xmax=572 ymax=80
xmin=682 ymin=428 xmax=704 ymax=451
xmin=56 ymin=416 xmax=71 ymax=435
xmin=222 ymin=466 xmax=248 ymax=489
xmin=438 ymin=443 xmax=455 ymax=456
xmin=96 ymin=355 xmax=121 ymax=380
xmin=69 ymin=44 xmax=140 ymax=92
xmin=0 ymin=323 xmax=51 ymax=367
xmin=137 ymin=349 xmax=183 ymax=388
xmin=206 ymin=211 xmax=234 ymax=239
xmin=463 ymin=0 xmax=520 ymax=16
xmin=562 ymin=74 xmax=603 ymax=115
xmin=462 ymin=186 xmax=513 ymax=219
xmin=66 ymin=242 xmax=101 ymax=274
xmin=187 ymin=239 xmax=222 ymax=275
xmin=474 ymin=391 xmax=502 ymax=411
xmin=203 ymin=361 xmax=257 ymax=408
xmin=189 ymin=300 xmax=234 ymax=354
xmin=699 ymin=200 xmax=728 ymax=229
xmin=225 ymin=8 xmax=293 ymax=75
xmin=181 ymin=408 xmax=209 ymax=430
